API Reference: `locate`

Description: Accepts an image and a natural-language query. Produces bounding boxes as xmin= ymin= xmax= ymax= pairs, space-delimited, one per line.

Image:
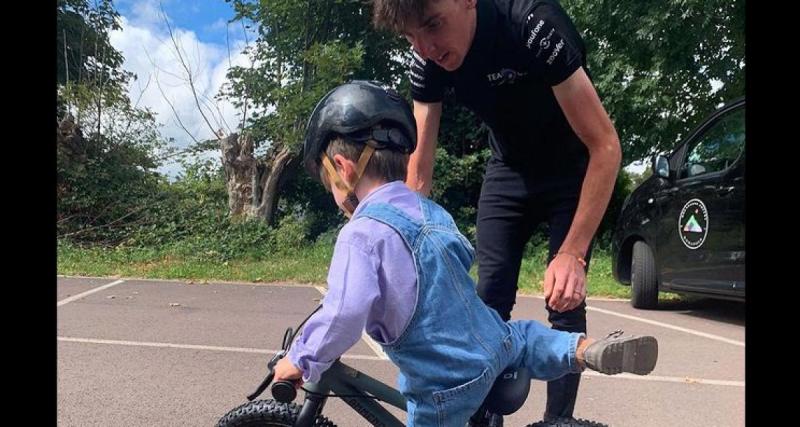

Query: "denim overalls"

xmin=356 ymin=196 xmax=583 ymax=426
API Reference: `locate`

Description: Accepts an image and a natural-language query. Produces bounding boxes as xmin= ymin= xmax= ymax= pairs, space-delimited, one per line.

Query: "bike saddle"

xmin=483 ymin=367 xmax=531 ymax=415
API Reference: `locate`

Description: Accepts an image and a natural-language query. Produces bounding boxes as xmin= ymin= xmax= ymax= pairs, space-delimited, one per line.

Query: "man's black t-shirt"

xmin=410 ymin=0 xmax=590 ymax=177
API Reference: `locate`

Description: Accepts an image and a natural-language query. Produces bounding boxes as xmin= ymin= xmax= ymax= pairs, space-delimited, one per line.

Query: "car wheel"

xmin=631 ymin=241 xmax=658 ymax=309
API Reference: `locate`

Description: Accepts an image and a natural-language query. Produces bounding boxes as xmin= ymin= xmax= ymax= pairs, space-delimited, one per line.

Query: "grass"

xmin=463 ymin=246 xmax=632 ymax=299
xmin=57 ymin=241 xmax=333 ymax=284
xmin=57 ymin=240 xmax=652 ymax=299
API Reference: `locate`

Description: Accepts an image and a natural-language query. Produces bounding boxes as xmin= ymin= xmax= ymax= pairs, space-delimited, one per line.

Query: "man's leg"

xmin=543 ymin=185 xmax=594 ymax=419
xmin=475 ymin=160 xmax=540 ymax=321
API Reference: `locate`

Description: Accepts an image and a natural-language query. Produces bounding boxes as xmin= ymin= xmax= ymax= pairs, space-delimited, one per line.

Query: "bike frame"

xmin=293 ymin=359 xmax=407 ymax=427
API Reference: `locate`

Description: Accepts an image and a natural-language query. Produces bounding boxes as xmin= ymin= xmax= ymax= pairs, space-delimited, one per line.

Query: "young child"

xmin=274 ymin=80 xmax=658 ymax=426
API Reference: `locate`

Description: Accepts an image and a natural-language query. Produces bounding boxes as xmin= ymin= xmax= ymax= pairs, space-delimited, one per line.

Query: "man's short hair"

xmin=371 ymin=0 xmax=432 ymax=33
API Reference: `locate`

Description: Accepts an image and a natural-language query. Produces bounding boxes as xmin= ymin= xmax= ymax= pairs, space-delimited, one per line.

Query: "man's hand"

xmin=543 ymin=253 xmax=586 ymax=312
xmin=274 ymin=357 xmax=304 ymax=388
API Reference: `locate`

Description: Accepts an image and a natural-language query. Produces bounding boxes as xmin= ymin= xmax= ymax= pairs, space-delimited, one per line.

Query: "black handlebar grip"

xmin=271 ymin=380 xmax=298 ymax=403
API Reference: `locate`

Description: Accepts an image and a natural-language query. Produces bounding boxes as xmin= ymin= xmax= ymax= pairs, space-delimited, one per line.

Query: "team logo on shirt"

xmin=486 ymin=68 xmax=528 ymax=86
xmin=536 ymin=28 xmax=556 ymax=58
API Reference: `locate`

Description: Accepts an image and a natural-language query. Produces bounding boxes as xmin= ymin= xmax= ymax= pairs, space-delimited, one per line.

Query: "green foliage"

xmin=596 ymin=169 xmax=635 ymax=247
xmin=59 ymin=0 xmax=743 ymax=272
xmin=562 ymin=0 xmax=745 ymax=163
xmin=222 ymin=0 xmax=406 ymax=153
xmin=57 ymin=0 xmax=132 ymax=119
xmin=56 ymin=80 xmax=170 ymax=244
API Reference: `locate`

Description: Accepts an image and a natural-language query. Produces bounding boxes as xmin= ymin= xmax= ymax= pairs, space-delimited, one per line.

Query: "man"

xmin=371 ymin=0 xmax=622 ymax=422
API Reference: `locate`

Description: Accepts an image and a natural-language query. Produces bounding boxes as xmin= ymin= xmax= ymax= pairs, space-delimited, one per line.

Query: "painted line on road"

xmin=57 ymin=336 xmax=386 ymax=362
xmin=57 ymin=280 xmax=126 ymax=307
xmin=520 ymin=295 xmax=744 ymax=347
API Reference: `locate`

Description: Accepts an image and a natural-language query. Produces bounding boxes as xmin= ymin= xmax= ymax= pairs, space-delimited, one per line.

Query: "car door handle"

xmin=717 ymin=186 xmax=735 ymax=195
xmin=658 ymin=187 xmax=679 ymax=196
xmin=654 ymin=188 xmax=676 ymax=203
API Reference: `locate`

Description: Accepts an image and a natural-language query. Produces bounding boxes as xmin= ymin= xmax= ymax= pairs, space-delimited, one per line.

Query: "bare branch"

xmin=226 ymin=20 xmax=232 ymax=69
xmin=131 ymin=74 xmax=153 ymax=110
xmin=57 ymin=213 xmax=91 ymax=225
xmin=149 ymin=61 xmax=201 ymax=145
xmin=93 ymin=0 xmax=102 ymax=138
xmin=58 ymin=204 xmax=149 ymax=239
xmin=200 ymin=92 xmax=233 ymax=134
xmin=63 ymin=29 xmax=70 ymax=85
xmin=117 ymin=73 xmax=154 ymax=144
xmin=159 ymin=3 xmax=220 ymax=138
xmin=148 ymin=58 xmax=186 ymax=81
xmin=239 ymin=19 xmax=252 ymax=130
xmin=78 ymin=13 xmax=85 ymax=86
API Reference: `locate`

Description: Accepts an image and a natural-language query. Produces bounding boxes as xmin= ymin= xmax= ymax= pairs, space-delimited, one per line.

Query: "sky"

xmin=109 ymin=0 xmax=654 ymax=178
xmin=109 ymin=0 xmax=257 ymax=178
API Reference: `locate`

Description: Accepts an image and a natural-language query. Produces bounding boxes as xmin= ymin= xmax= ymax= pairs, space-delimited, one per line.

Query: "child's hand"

xmin=274 ymin=357 xmax=304 ymax=388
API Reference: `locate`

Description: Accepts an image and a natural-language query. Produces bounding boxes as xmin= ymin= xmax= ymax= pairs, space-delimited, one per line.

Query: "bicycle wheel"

xmin=525 ymin=417 xmax=609 ymax=427
xmin=216 ymin=399 xmax=337 ymax=427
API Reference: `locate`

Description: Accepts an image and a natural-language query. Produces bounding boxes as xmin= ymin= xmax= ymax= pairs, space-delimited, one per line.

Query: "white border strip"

xmin=586 ymin=305 xmax=745 ymax=347
xmin=58 ymin=336 xmax=743 ymax=386
xmin=57 ymin=336 xmax=385 ymax=361
xmin=519 ymin=295 xmax=744 ymax=347
xmin=517 ymin=294 xmax=626 ymax=302
xmin=582 ymin=370 xmax=744 ymax=387
xmin=58 ymin=275 xmax=318 ymax=288
xmin=57 ymin=279 xmax=126 ymax=307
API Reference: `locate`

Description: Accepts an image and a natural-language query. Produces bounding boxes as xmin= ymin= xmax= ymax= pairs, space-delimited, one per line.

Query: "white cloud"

xmin=206 ymin=18 xmax=228 ymax=33
xmin=109 ymin=4 xmax=252 ymax=179
xmin=624 ymin=160 xmax=649 ymax=175
xmin=126 ymin=0 xmax=173 ymax=29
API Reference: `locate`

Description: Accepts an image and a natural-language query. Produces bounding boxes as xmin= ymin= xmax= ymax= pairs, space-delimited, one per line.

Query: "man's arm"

xmin=553 ymin=67 xmax=621 ymax=259
xmin=406 ymin=100 xmax=442 ymax=197
xmin=544 ymin=67 xmax=621 ymax=312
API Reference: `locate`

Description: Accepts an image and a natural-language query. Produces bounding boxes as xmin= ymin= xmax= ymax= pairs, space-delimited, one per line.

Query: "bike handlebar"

xmin=271 ymin=380 xmax=298 ymax=403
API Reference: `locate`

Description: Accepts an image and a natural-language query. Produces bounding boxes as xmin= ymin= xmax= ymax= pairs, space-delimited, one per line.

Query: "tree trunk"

xmin=252 ymin=146 xmax=294 ymax=226
xmin=57 ymin=113 xmax=86 ymax=200
xmin=219 ymin=133 xmax=294 ymax=225
xmin=219 ymin=132 xmax=257 ymax=218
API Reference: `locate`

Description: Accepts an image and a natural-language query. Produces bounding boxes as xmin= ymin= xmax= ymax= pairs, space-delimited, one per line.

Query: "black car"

xmin=611 ymin=97 xmax=745 ymax=309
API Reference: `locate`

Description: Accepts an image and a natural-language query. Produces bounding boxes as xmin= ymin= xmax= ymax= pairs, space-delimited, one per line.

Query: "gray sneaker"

xmin=582 ymin=330 xmax=658 ymax=375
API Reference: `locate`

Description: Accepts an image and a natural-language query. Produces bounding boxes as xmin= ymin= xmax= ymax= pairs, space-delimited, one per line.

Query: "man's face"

xmin=401 ymin=0 xmax=478 ymax=71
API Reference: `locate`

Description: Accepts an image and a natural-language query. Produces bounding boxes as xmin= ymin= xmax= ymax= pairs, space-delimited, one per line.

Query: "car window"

xmin=679 ymin=107 xmax=745 ymax=179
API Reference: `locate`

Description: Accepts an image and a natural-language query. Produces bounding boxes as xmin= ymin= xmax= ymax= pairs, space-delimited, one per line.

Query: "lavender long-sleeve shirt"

xmin=288 ymin=181 xmax=421 ymax=382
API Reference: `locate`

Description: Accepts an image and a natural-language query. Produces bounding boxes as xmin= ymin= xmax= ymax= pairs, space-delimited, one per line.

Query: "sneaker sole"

xmin=593 ymin=336 xmax=658 ymax=375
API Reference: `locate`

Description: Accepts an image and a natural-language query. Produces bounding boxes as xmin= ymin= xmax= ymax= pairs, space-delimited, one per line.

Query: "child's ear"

xmin=332 ymin=153 xmax=356 ymax=183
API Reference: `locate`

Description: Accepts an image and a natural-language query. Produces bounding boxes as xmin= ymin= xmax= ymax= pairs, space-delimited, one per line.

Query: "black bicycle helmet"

xmin=303 ymin=80 xmax=417 ymax=180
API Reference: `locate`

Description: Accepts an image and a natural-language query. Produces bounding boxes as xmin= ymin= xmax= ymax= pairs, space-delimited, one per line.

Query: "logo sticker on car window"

xmin=679 ymin=199 xmax=709 ymax=249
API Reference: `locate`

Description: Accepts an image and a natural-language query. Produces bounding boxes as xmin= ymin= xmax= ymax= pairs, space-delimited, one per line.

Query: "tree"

xmin=629 ymin=167 xmax=654 ymax=190
xmin=57 ymin=0 xmax=169 ymax=244
xmin=562 ymin=0 xmax=745 ymax=164
xmin=428 ymin=97 xmax=491 ymax=241
xmin=57 ymin=0 xmax=132 ymax=122
xmin=219 ymin=0 xmax=406 ymax=225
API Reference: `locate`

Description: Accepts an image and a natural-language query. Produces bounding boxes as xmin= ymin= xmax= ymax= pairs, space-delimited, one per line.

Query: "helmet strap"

xmin=320 ymin=145 xmax=376 ymax=218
